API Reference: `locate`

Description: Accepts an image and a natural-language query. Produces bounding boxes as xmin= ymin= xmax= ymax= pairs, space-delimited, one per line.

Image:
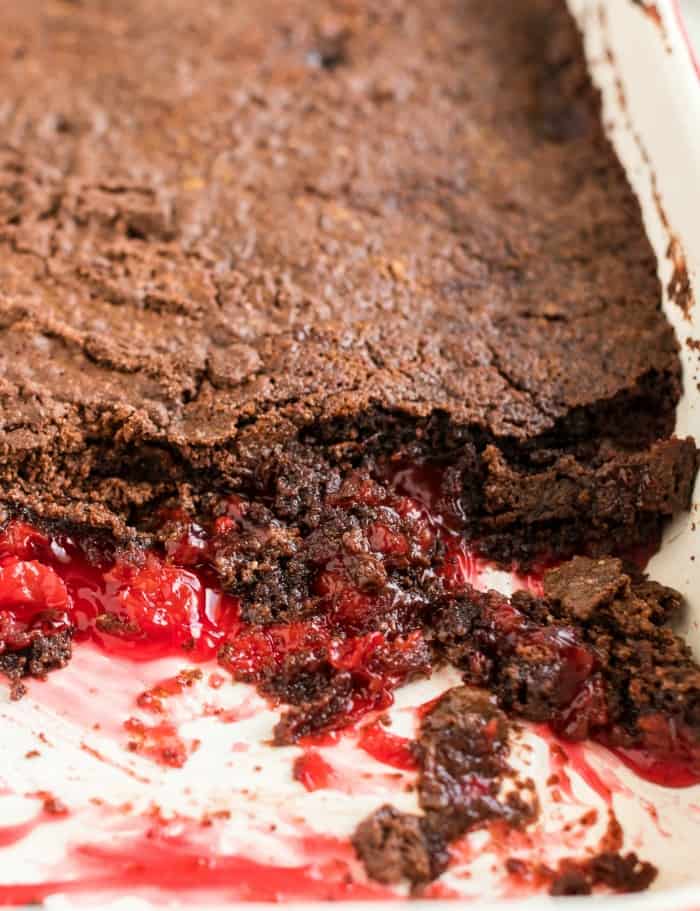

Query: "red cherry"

xmin=366 ymin=521 xmax=408 ymax=557
xmin=439 ymin=539 xmax=479 ymax=591
xmin=218 ymin=629 xmax=277 ymax=680
xmin=0 ymin=521 xmax=51 ymax=562
xmin=293 ymin=750 xmax=336 ymax=791
xmin=0 ymin=557 xmax=70 ymax=615
xmin=97 ymin=556 xmax=204 ymax=658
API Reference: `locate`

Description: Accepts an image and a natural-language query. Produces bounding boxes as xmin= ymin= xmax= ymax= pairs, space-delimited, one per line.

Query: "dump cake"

xmin=0 ymin=0 xmax=697 ymax=903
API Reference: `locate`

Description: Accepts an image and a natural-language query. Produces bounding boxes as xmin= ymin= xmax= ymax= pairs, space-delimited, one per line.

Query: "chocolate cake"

xmin=0 ymin=0 xmax=695 ymax=556
xmin=0 ymin=0 xmax=698 ymax=899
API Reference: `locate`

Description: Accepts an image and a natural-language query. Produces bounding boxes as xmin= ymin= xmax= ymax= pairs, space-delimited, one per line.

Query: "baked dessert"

xmin=0 ymin=0 xmax=694 ymax=556
xmin=0 ymin=0 xmax=697 ymax=902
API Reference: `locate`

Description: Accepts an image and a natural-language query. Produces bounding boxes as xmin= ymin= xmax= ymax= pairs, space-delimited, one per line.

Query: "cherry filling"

xmin=0 ymin=458 xmax=699 ymax=787
xmin=0 ymin=522 xmax=240 ymax=661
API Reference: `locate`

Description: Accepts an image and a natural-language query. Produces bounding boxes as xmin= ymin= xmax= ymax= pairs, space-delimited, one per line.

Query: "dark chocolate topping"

xmin=0 ymin=0 xmax=694 ymax=548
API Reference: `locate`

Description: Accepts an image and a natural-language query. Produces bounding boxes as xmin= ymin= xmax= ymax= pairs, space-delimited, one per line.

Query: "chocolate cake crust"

xmin=0 ymin=0 xmax=695 ymax=557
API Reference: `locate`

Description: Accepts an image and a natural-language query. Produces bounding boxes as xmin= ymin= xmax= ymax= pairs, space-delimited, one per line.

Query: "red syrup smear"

xmin=123 ymin=717 xmax=198 ymax=769
xmin=416 ymin=695 xmax=443 ymax=719
xmin=293 ymin=750 xmax=336 ymax=791
xmin=0 ymin=827 xmax=392 ymax=905
xmin=136 ymin=669 xmax=203 ymax=714
xmin=421 ymin=880 xmax=462 ymax=899
xmin=298 ymin=728 xmax=343 ymax=748
xmin=357 ymin=722 xmax=418 ymax=771
xmin=0 ymin=818 xmax=41 ymax=849
xmin=541 ymin=730 xmax=613 ymax=806
xmin=611 ymin=747 xmax=700 ymax=789
xmin=0 ymin=801 xmax=68 ymax=849
xmin=543 ymin=723 xmax=700 ymax=796
xmin=597 ymin=710 xmax=700 ymax=789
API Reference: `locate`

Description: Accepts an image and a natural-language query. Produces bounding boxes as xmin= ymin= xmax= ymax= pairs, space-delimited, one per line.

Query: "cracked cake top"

xmin=0 ymin=0 xmax=689 ymax=540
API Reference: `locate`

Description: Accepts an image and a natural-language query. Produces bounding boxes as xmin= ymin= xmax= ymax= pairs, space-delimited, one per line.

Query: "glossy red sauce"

xmin=0 ymin=818 xmax=41 ymax=849
xmin=541 ymin=730 xmax=613 ymax=806
xmin=612 ymin=747 xmax=700 ymax=789
xmin=357 ymin=722 xmax=418 ymax=771
xmin=0 ymin=521 xmax=241 ymax=662
xmin=293 ymin=750 xmax=336 ymax=791
xmin=545 ymin=723 xmax=700 ymax=793
xmin=122 ymin=717 xmax=197 ymax=769
xmin=0 ymin=799 xmax=69 ymax=849
xmin=597 ymin=711 xmax=700 ymax=788
xmin=136 ymin=669 xmax=202 ymax=714
xmin=0 ymin=825 xmax=392 ymax=905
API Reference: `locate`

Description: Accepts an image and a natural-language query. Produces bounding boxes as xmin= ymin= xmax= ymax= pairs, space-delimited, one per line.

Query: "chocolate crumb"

xmin=352 ymin=805 xmax=447 ymax=887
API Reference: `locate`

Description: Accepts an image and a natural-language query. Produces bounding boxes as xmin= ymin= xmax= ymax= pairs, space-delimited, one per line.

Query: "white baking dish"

xmin=1 ymin=1 xmax=699 ymax=908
